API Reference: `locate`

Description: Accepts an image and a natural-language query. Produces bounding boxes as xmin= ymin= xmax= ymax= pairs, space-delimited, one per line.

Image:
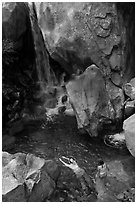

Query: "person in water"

xmin=59 ymin=156 xmax=94 ymax=195
xmin=96 ymin=159 xmax=108 ymax=178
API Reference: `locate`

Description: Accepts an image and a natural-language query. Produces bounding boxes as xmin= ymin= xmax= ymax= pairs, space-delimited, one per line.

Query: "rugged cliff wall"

xmin=2 ymin=2 xmax=135 ymax=136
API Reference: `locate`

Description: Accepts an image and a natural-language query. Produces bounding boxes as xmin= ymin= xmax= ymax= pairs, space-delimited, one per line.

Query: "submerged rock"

xmin=66 ymin=65 xmax=123 ymax=137
xmin=2 ymin=152 xmax=60 ymax=202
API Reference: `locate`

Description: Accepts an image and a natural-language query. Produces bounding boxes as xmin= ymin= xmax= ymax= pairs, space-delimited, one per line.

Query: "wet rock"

xmin=104 ymin=132 xmax=126 ymax=149
xmin=35 ymin=2 xmax=125 ymax=77
xmin=66 ymin=65 xmax=116 ymax=137
xmin=123 ymin=114 xmax=135 ymax=157
xmin=95 ymin=159 xmax=135 ymax=202
xmin=106 ymin=79 xmax=124 ymax=120
xmin=124 ymin=100 xmax=135 ymax=119
xmin=2 ymin=152 xmax=60 ymax=202
xmin=124 ymin=78 xmax=135 ymax=100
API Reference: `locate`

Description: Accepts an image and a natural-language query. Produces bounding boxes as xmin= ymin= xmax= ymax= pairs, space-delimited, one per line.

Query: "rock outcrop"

xmin=35 ymin=2 xmax=135 ymax=83
xmin=2 ymin=152 xmax=60 ymax=202
xmin=34 ymin=2 xmax=131 ymax=135
xmin=2 ymin=2 xmax=134 ymax=138
xmin=35 ymin=2 xmax=125 ymax=77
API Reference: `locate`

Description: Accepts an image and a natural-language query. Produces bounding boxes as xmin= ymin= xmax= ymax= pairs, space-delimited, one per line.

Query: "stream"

xmin=2 ymin=2 xmax=135 ymax=202
xmin=7 ymin=114 xmax=135 ymax=202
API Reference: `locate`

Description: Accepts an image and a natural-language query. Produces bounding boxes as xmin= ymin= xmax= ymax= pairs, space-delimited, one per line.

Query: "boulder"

xmin=124 ymin=100 xmax=135 ymax=119
xmin=2 ymin=152 xmax=60 ymax=202
xmin=33 ymin=2 xmax=125 ymax=133
xmin=66 ymin=65 xmax=116 ymax=137
xmin=124 ymin=78 xmax=135 ymax=100
xmin=35 ymin=2 xmax=125 ymax=78
xmin=123 ymin=114 xmax=135 ymax=157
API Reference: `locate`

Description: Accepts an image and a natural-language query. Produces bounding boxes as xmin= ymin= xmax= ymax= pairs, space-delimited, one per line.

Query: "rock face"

xmin=123 ymin=114 xmax=135 ymax=157
xmin=35 ymin=2 xmax=125 ymax=77
xmin=2 ymin=152 xmax=60 ymax=202
xmin=66 ymin=65 xmax=119 ymax=137
xmin=34 ymin=2 xmax=130 ymax=135
xmin=35 ymin=2 xmax=135 ymax=84
xmin=2 ymin=2 xmax=134 ymax=138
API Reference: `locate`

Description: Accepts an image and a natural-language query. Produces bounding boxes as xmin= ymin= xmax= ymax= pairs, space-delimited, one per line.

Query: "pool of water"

xmin=7 ymin=115 xmax=134 ymax=202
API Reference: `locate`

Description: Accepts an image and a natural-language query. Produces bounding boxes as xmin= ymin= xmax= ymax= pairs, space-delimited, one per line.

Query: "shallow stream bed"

xmin=6 ymin=115 xmax=135 ymax=202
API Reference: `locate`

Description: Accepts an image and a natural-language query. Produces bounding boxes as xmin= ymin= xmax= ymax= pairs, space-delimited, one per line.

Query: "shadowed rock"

xmin=2 ymin=152 xmax=60 ymax=202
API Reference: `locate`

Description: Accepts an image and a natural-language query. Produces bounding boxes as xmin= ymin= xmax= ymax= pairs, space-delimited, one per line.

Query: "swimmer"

xmin=59 ymin=156 xmax=94 ymax=193
xmin=97 ymin=160 xmax=108 ymax=178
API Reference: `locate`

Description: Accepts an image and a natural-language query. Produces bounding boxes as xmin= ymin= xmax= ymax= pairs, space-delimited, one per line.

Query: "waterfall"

xmin=28 ymin=3 xmax=57 ymax=92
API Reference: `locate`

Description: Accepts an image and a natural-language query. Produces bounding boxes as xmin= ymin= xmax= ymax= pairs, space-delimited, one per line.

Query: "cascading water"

xmin=2 ymin=2 xmax=135 ymax=202
xmin=28 ymin=3 xmax=57 ymax=92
